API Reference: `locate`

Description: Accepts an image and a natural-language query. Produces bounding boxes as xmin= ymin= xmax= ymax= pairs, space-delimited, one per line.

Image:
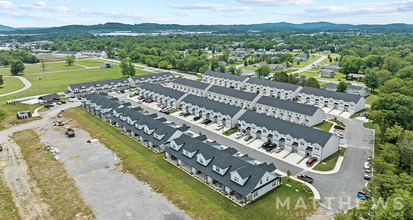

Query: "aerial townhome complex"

xmin=139 ymin=83 xmax=187 ymax=109
xmin=172 ymin=77 xmax=212 ymax=97
xmin=244 ymin=78 xmax=302 ymax=100
xmin=65 ymin=78 xmax=130 ymax=98
xmin=207 ymin=85 xmax=262 ymax=110
xmin=128 ymin=72 xmax=175 ymax=87
xmin=202 ymin=71 xmax=249 ymax=89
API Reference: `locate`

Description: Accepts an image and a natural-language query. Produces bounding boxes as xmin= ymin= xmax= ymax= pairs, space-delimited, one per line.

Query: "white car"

xmin=215 ymin=124 xmax=224 ymax=131
xmin=67 ymin=98 xmax=74 ymax=102
xmin=235 ymin=132 xmax=244 ymax=139
xmin=363 ymin=161 xmax=371 ymax=169
xmin=334 ymin=132 xmax=344 ymax=138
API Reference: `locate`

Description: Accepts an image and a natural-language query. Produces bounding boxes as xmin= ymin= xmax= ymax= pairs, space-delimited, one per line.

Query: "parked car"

xmin=261 ymin=142 xmax=271 ymax=149
xmin=215 ymin=124 xmax=224 ymax=131
xmin=56 ymin=102 xmax=62 ymax=105
xmin=204 ymin=119 xmax=212 ymax=125
xmin=274 ymin=146 xmax=284 ymax=153
xmin=179 ymin=112 xmax=185 ymax=116
xmin=357 ymin=192 xmax=371 ymax=200
xmin=201 ymin=119 xmax=208 ymax=124
xmin=235 ymin=132 xmax=244 ymax=139
xmin=147 ymin=99 xmax=154 ymax=103
xmin=266 ymin=143 xmax=277 ymax=152
xmin=61 ymin=100 xmax=67 ymax=104
xmin=183 ymin=123 xmax=191 ymax=128
xmin=193 ymin=116 xmax=201 ymax=121
xmin=160 ymin=110 xmax=170 ymax=115
xmin=44 ymin=104 xmax=52 ymax=108
xmin=367 ymin=156 xmax=372 ymax=161
xmin=334 ymin=125 xmax=345 ymax=130
xmin=244 ymin=135 xmax=253 ymax=142
xmin=67 ymin=98 xmax=74 ymax=102
xmin=363 ymin=161 xmax=371 ymax=169
xmin=138 ymin=96 xmax=145 ymax=100
xmin=334 ymin=132 xmax=344 ymax=138
xmin=77 ymin=97 xmax=82 ymax=100
xmin=297 ymin=174 xmax=314 ymax=184
xmin=182 ymin=112 xmax=191 ymax=117
xmin=306 ymin=157 xmax=318 ymax=166
xmin=364 ymin=169 xmax=372 ymax=180
xmin=161 ymin=105 xmax=168 ymax=109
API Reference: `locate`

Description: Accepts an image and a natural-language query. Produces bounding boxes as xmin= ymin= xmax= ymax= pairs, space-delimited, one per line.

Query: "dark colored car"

xmin=306 ymin=157 xmax=318 ymax=166
xmin=194 ymin=116 xmax=201 ymax=121
xmin=261 ymin=142 xmax=271 ymax=149
xmin=61 ymin=101 xmax=67 ymax=104
xmin=334 ymin=125 xmax=345 ymax=130
xmin=204 ymin=119 xmax=212 ymax=125
xmin=266 ymin=143 xmax=277 ymax=152
xmin=244 ymin=135 xmax=253 ymax=141
xmin=160 ymin=110 xmax=170 ymax=115
xmin=77 ymin=97 xmax=82 ymax=100
xmin=44 ymin=104 xmax=52 ymax=108
xmin=357 ymin=192 xmax=372 ymax=200
xmin=182 ymin=112 xmax=191 ymax=117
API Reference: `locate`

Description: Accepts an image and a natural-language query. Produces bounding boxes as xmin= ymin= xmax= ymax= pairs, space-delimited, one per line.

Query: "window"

xmin=263 ymin=129 xmax=267 ymax=133
xmin=315 ymin=146 xmax=320 ymax=150
xmin=287 ymin=137 xmax=291 ymax=141
xmin=199 ymin=158 xmax=203 ymax=163
xmin=184 ymin=150 xmax=189 ymax=156
xmin=253 ymin=191 xmax=258 ymax=197
xmin=300 ymin=141 xmax=305 ymax=145
xmin=272 ymin=181 xmax=277 ymax=186
xmin=266 ymin=176 xmax=269 ymax=181
xmin=172 ymin=144 xmax=176 ymax=149
xmin=234 ymin=176 xmax=239 ymax=182
xmin=260 ymin=180 xmax=262 ymax=184
xmin=215 ymin=166 xmax=220 ymax=172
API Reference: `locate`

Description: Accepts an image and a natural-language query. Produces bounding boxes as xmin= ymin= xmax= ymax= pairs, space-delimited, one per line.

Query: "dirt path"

xmin=0 ymin=140 xmax=55 ymax=220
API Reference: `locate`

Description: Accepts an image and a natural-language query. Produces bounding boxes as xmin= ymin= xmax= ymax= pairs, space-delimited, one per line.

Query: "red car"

xmin=147 ymin=99 xmax=154 ymax=103
xmin=161 ymin=105 xmax=168 ymax=109
xmin=158 ymin=84 xmax=163 ymax=86
xmin=334 ymin=125 xmax=345 ymax=130
xmin=201 ymin=119 xmax=209 ymax=124
xmin=306 ymin=157 xmax=318 ymax=166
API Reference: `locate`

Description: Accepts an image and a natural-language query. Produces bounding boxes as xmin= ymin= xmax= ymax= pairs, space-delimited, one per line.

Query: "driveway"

xmin=0 ymin=76 xmax=32 ymax=97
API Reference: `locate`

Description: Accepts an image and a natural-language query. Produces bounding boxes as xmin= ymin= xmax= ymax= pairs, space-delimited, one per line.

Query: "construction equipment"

xmin=53 ymin=119 xmax=67 ymax=126
xmin=65 ymin=127 xmax=75 ymax=138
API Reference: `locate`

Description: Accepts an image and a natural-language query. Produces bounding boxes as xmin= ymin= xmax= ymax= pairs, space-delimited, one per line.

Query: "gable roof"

xmin=321 ymin=83 xmax=338 ymax=89
xmin=182 ymin=94 xmax=242 ymax=117
xmin=257 ymin=96 xmax=320 ymax=116
xmin=203 ymin=71 xmax=248 ymax=82
xmin=173 ymin=77 xmax=210 ymax=90
xmin=300 ymin=87 xmax=363 ymax=103
xmin=239 ymin=111 xmax=334 ymax=147
xmin=130 ymin=72 xmax=174 ymax=82
xmin=140 ymin=83 xmax=185 ymax=100
xmin=56 ymin=51 xmax=80 ymax=55
xmin=69 ymin=78 xmax=129 ymax=91
xmin=208 ymin=85 xmax=258 ymax=101
xmin=246 ymin=78 xmax=301 ymax=91
xmin=38 ymin=93 xmax=60 ymax=101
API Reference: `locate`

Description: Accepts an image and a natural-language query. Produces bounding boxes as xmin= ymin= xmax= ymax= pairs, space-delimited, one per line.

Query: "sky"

xmin=0 ymin=0 xmax=412 ymax=28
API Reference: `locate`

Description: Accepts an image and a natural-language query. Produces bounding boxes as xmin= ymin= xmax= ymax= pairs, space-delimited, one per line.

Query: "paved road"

xmin=0 ymin=76 xmax=32 ymax=97
xmin=113 ymin=93 xmax=373 ymax=212
xmin=290 ymin=55 xmax=327 ymax=75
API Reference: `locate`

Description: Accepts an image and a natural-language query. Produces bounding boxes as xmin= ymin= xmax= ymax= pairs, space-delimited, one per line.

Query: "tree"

xmin=235 ymin=68 xmax=242 ymax=76
xmin=371 ymin=93 xmax=413 ymax=130
xmin=369 ymin=110 xmax=390 ymax=143
xmin=210 ymin=61 xmax=219 ymax=71
xmin=66 ymin=55 xmax=75 ymax=66
xmin=219 ymin=65 xmax=226 ymax=73
xmin=0 ymin=75 xmax=3 ymax=86
xmin=228 ymin=66 xmax=236 ymax=75
xmin=329 ymin=57 xmax=333 ymax=63
xmin=118 ymin=49 xmax=127 ymax=60
xmin=256 ymin=65 xmax=270 ymax=79
xmin=382 ymin=56 xmax=404 ymax=74
xmin=120 ymin=59 xmax=130 ymax=77
xmin=10 ymin=60 xmax=25 ymax=75
xmin=244 ymin=60 xmax=248 ymax=67
xmin=362 ymin=68 xmax=379 ymax=92
xmin=336 ymin=81 xmax=348 ymax=93
xmin=129 ymin=60 xmax=136 ymax=77
xmin=287 ymin=169 xmax=291 ymax=181
xmin=296 ymin=60 xmax=300 ymax=66
xmin=40 ymin=59 xmax=46 ymax=71
xmin=340 ymin=55 xmax=364 ymax=79
xmin=303 ymin=77 xmax=320 ymax=89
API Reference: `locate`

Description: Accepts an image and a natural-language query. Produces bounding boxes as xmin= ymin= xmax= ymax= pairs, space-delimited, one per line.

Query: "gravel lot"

xmin=40 ymin=128 xmax=191 ymax=220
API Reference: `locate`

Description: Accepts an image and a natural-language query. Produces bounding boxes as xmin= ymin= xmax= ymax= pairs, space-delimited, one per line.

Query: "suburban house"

xmin=202 ymin=71 xmax=249 ymax=89
xmin=322 ymin=50 xmax=332 ymax=54
xmin=298 ymin=87 xmax=366 ymax=113
xmin=238 ymin=111 xmax=340 ymax=161
xmin=258 ymin=49 xmax=266 ymax=54
xmin=38 ymin=93 xmax=60 ymax=103
xmin=321 ymin=83 xmax=371 ymax=97
xmin=81 ymin=50 xmax=107 ymax=58
xmin=293 ymin=54 xmax=308 ymax=62
xmin=165 ymin=134 xmax=281 ymax=205
xmin=55 ymin=51 xmax=83 ymax=59
xmin=318 ymin=69 xmax=336 ymax=78
xmin=268 ymin=64 xmax=287 ymax=71
xmin=245 ymin=78 xmax=302 ymax=99
xmin=139 ymin=83 xmax=187 ymax=109
xmin=325 ymin=63 xmax=342 ymax=72
xmin=128 ymin=72 xmax=175 ymax=87
xmin=65 ymin=78 xmax=130 ymax=98
xmin=256 ymin=96 xmax=324 ymax=127
xmin=172 ymin=77 xmax=212 ymax=97
xmin=181 ymin=94 xmax=246 ymax=128
xmin=206 ymin=85 xmax=261 ymax=110
xmin=349 ymin=73 xmax=365 ymax=82
xmin=218 ymin=61 xmax=227 ymax=66
xmin=240 ymin=70 xmax=256 ymax=77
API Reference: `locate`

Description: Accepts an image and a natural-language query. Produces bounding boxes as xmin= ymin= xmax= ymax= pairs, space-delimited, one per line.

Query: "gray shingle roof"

xmin=56 ymin=51 xmax=80 ymax=54
xmin=239 ymin=111 xmax=334 ymax=147
xmin=140 ymin=83 xmax=185 ymax=100
xmin=173 ymin=77 xmax=210 ymax=90
xmin=204 ymin=71 xmax=247 ymax=82
xmin=321 ymin=83 xmax=338 ymax=89
xmin=182 ymin=95 xmax=242 ymax=117
xmin=257 ymin=96 xmax=320 ymax=116
xmin=300 ymin=87 xmax=362 ymax=103
xmin=38 ymin=93 xmax=60 ymax=101
xmin=69 ymin=78 xmax=129 ymax=91
xmin=208 ymin=86 xmax=258 ymax=101
xmin=130 ymin=72 xmax=174 ymax=81
xmin=246 ymin=78 xmax=301 ymax=91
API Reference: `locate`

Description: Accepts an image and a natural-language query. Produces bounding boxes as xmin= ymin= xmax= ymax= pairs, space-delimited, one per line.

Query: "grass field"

xmin=313 ymin=147 xmax=347 ymax=171
xmin=0 ymin=62 xmax=84 ymax=76
xmin=75 ymin=60 xmax=105 ymax=67
xmin=61 ymin=107 xmax=317 ymax=220
xmin=12 ymin=129 xmax=96 ymax=219
xmin=291 ymin=55 xmax=321 ymax=69
xmin=0 ymin=77 xmax=25 ymax=95
xmin=366 ymin=90 xmax=379 ymax=105
xmin=298 ymin=71 xmax=318 ymax=78
xmin=315 ymin=120 xmax=333 ymax=132
xmin=223 ymin=127 xmax=238 ymax=136
xmin=0 ymin=177 xmax=19 ymax=220
xmin=329 ymin=119 xmax=346 ymax=127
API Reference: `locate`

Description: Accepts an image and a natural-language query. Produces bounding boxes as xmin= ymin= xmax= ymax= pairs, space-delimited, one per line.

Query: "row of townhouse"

xmin=172 ymin=78 xmax=324 ymax=127
xmin=65 ymin=78 xmax=130 ymax=98
xmin=165 ymin=134 xmax=281 ymax=205
xmin=180 ymin=94 xmax=247 ymax=128
xmin=139 ymin=83 xmax=187 ymax=109
xmin=201 ymin=71 xmax=366 ymax=113
xmin=128 ymin=72 xmax=175 ymax=87
xmin=82 ymin=93 xmax=189 ymax=152
xmin=321 ymin=83 xmax=371 ymax=97
xmin=238 ymin=111 xmax=340 ymax=161
xmin=55 ymin=50 xmax=107 ymax=58
xmin=82 ymin=93 xmax=282 ymax=205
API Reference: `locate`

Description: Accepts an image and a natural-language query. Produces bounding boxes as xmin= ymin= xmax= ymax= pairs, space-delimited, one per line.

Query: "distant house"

xmin=81 ymin=50 xmax=107 ymax=58
xmin=258 ymin=49 xmax=266 ymax=54
xmin=240 ymin=70 xmax=256 ymax=77
xmin=38 ymin=93 xmax=60 ymax=103
xmin=268 ymin=64 xmax=287 ymax=71
xmin=321 ymin=83 xmax=371 ymax=97
xmin=293 ymin=54 xmax=308 ymax=62
xmin=325 ymin=63 xmax=342 ymax=72
xmin=322 ymin=50 xmax=332 ymax=54
xmin=349 ymin=73 xmax=365 ymax=82
xmin=281 ymin=49 xmax=289 ymax=54
xmin=218 ymin=61 xmax=227 ymax=66
xmin=100 ymin=63 xmax=114 ymax=69
xmin=246 ymin=48 xmax=255 ymax=53
xmin=318 ymin=69 xmax=336 ymax=78
xmin=17 ymin=111 xmax=32 ymax=119
xmin=56 ymin=51 xmax=83 ymax=59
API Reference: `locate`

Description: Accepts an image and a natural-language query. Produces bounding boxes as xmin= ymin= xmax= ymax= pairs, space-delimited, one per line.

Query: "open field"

xmin=0 ymin=77 xmax=25 ymax=95
xmin=75 ymin=60 xmax=106 ymax=67
xmin=0 ymin=178 xmax=19 ymax=220
xmin=12 ymin=129 xmax=95 ymax=219
xmin=0 ymin=62 xmax=84 ymax=76
xmin=366 ymin=90 xmax=379 ymax=105
xmin=315 ymin=120 xmax=333 ymax=132
xmin=61 ymin=107 xmax=317 ymax=220
xmin=298 ymin=70 xmax=318 ymax=78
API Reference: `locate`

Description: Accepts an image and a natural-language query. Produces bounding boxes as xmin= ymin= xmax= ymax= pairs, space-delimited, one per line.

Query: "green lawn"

xmin=240 ymin=66 xmax=258 ymax=71
xmin=298 ymin=71 xmax=318 ymax=78
xmin=366 ymin=90 xmax=379 ymax=105
xmin=0 ymin=177 xmax=19 ymax=220
xmin=329 ymin=119 xmax=346 ymax=127
xmin=363 ymin=122 xmax=381 ymax=158
xmin=223 ymin=127 xmax=238 ymax=136
xmin=349 ymin=108 xmax=371 ymax=119
xmin=291 ymin=55 xmax=321 ymax=69
xmin=0 ymin=62 xmax=84 ymax=76
xmin=315 ymin=120 xmax=333 ymax=132
xmin=60 ymin=107 xmax=317 ymax=219
xmin=313 ymin=147 xmax=346 ymax=171
xmin=0 ymin=77 xmax=25 ymax=95
xmin=75 ymin=60 xmax=105 ymax=67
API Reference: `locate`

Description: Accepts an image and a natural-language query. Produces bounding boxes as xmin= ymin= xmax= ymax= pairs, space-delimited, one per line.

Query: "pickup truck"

xmin=297 ymin=174 xmax=314 ymax=184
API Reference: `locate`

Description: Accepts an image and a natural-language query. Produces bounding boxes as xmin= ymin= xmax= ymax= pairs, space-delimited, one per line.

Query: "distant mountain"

xmin=1 ymin=22 xmax=412 ymax=34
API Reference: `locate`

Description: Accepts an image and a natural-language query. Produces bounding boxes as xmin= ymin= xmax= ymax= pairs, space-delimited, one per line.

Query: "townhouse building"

xmin=321 ymin=83 xmax=371 ymax=97
xmin=56 ymin=51 xmax=83 ymax=59
xmin=81 ymin=50 xmax=107 ymax=57
xmin=139 ymin=83 xmax=187 ymax=109
xmin=172 ymin=77 xmax=212 ymax=97
xmin=256 ymin=96 xmax=324 ymax=127
xmin=238 ymin=111 xmax=339 ymax=161
xmin=202 ymin=71 xmax=249 ymax=89
xmin=298 ymin=87 xmax=366 ymax=113
xmin=181 ymin=94 xmax=247 ymax=128
xmin=165 ymin=134 xmax=281 ymax=205
xmin=128 ymin=72 xmax=175 ymax=87
xmin=65 ymin=78 xmax=130 ymax=98
xmin=206 ymin=85 xmax=261 ymax=110
xmin=245 ymin=78 xmax=302 ymax=100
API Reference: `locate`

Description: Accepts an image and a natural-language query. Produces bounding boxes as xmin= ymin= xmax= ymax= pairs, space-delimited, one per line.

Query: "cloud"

xmin=234 ymin=0 xmax=315 ymax=6
xmin=228 ymin=1 xmax=238 ymax=3
xmin=168 ymin=2 xmax=226 ymax=9
xmin=0 ymin=1 xmax=14 ymax=9
xmin=214 ymin=6 xmax=250 ymax=12
xmin=171 ymin=11 xmax=193 ymax=16
xmin=34 ymin=1 xmax=46 ymax=7
xmin=354 ymin=1 xmax=409 ymax=6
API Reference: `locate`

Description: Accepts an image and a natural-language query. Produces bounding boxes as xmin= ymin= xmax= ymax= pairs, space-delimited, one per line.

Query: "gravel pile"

xmin=41 ymin=128 xmax=191 ymax=220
